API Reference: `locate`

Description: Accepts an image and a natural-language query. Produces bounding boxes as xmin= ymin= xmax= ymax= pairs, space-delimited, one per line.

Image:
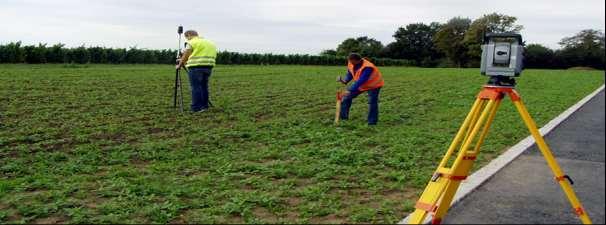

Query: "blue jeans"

xmin=340 ymin=88 xmax=381 ymax=125
xmin=187 ymin=67 xmax=212 ymax=111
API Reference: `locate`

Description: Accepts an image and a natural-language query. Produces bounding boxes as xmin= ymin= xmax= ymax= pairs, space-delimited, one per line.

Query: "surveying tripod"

xmin=407 ymin=76 xmax=592 ymax=224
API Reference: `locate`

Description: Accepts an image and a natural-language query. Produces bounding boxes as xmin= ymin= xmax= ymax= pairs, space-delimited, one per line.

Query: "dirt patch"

xmin=147 ymin=127 xmax=165 ymax=134
xmin=129 ymin=158 xmax=150 ymax=169
xmin=84 ymin=196 xmax=108 ymax=210
xmin=217 ymin=215 xmax=245 ymax=224
xmin=252 ymin=207 xmax=279 ymax=223
xmin=32 ymin=215 xmax=67 ymax=224
xmin=285 ymin=196 xmax=302 ymax=207
xmin=0 ymin=149 xmax=21 ymax=158
xmin=40 ymin=138 xmax=76 ymax=151
xmin=22 ymin=189 xmax=49 ymax=197
xmin=169 ymin=216 xmax=187 ymax=224
xmin=383 ymin=188 xmax=417 ymax=202
xmin=92 ymin=132 xmax=126 ymax=142
xmin=309 ymin=214 xmax=344 ymax=224
xmin=254 ymin=112 xmax=273 ymax=122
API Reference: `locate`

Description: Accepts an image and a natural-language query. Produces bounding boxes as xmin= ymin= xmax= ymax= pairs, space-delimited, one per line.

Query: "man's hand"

xmin=175 ymin=59 xmax=183 ymax=69
xmin=342 ymin=90 xmax=351 ymax=97
xmin=336 ymin=76 xmax=347 ymax=84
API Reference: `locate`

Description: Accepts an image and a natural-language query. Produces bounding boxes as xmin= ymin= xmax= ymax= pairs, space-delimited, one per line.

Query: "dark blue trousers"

xmin=187 ymin=67 xmax=212 ymax=112
xmin=339 ymin=88 xmax=381 ymax=125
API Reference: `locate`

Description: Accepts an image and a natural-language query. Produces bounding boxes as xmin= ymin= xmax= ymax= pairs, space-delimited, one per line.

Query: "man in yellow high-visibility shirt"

xmin=176 ymin=30 xmax=217 ymax=112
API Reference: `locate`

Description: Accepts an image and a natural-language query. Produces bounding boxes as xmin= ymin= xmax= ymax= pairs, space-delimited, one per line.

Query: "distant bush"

xmin=0 ymin=42 xmax=414 ymax=66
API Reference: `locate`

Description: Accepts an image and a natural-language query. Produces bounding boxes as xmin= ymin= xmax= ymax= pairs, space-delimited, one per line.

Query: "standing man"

xmin=338 ymin=53 xmax=384 ymax=125
xmin=176 ymin=30 xmax=217 ymax=112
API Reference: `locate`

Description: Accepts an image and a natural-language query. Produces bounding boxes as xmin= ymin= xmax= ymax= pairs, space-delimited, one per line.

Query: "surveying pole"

xmin=407 ymin=33 xmax=592 ymax=224
xmin=173 ymin=25 xmax=185 ymax=113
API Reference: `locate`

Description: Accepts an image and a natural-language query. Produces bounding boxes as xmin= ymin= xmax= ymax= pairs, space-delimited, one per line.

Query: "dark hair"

xmin=348 ymin=53 xmax=362 ymax=61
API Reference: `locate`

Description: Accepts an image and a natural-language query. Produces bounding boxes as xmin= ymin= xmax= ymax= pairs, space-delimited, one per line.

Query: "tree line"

xmin=0 ymin=42 xmax=413 ymax=66
xmin=2 ymin=12 xmax=603 ymax=69
xmin=325 ymin=13 xmax=605 ymax=69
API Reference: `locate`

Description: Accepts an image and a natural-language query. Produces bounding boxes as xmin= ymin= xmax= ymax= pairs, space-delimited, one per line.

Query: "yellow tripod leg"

xmin=407 ymin=97 xmax=484 ymax=224
xmin=437 ymin=97 xmax=483 ymax=168
xmin=408 ymin=98 xmax=500 ymax=224
xmin=431 ymin=98 xmax=501 ymax=223
xmin=512 ymin=98 xmax=592 ymax=224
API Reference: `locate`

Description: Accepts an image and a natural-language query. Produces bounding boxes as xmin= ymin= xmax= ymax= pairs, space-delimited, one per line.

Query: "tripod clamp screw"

xmin=556 ymin=175 xmax=574 ymax=185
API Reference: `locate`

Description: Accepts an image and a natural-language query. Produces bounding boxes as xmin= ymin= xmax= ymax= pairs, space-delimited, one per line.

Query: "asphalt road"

xmin=444 ymin=90 xmax=605 ymax=224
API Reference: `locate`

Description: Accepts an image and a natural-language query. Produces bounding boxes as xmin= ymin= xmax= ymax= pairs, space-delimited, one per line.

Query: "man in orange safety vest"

xmin=337 ymin=53 xmax=384 ymax=125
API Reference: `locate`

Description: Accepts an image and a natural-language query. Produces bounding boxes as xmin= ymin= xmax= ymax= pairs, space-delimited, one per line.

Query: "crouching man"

xmin=338 ymin=53 xmax=384 ymax=125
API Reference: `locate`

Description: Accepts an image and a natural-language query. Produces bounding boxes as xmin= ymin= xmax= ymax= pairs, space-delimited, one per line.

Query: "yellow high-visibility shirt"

xmin=186 ymin=37 xmax=217 ymax=67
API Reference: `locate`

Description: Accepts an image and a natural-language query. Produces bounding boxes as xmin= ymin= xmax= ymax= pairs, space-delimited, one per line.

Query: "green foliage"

xmin=382 ymin=22 xmax=443 ymax=66
xmin=0 ymin=64 xmax=603 ymax=223
xmin=320 ymin=49 xmax=337 ymax=56
xmin=335 ymin=36 xmax=384 ymax=57
xmin=556 ymin=29 xmax=605 ymax=69
xmin=23 ymin=43 xmax=47 ymax=64
xmin=69 ymin=46 xmax=91 ymax=64
xmin=524 ymin=44 xmax=555 ymax=69
xmin=2 ymin=18 xmax=604 ymax=69
xmin=329 ymin=13 xmax=601 ymax=69
xmin=433 ymin=17 xmax=472 ymax=67
xmin=523 ymin=30 xmax=605 ymax=69
xmin=46 ymin=44 xmax=66 ymax=63
xmin=463 ymin=13 xmax=524 ymax=67
xmin=0 ymin=43 xmax=411 ymax=66
xmin=0 ymin=41 xmax=25 ymax=63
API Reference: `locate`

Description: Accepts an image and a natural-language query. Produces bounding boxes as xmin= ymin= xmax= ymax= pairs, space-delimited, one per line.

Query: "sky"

xmin=1 ymin=0 xmax=604 ymax=54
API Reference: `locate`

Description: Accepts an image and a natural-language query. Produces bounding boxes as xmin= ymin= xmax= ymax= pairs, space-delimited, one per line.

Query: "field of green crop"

xmin=0 ymin=64 xmax=603 ymax=223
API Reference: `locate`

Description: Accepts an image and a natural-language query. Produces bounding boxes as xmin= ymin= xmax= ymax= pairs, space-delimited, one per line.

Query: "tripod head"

xmin=486 ymin=75 xmax=516 ymax=87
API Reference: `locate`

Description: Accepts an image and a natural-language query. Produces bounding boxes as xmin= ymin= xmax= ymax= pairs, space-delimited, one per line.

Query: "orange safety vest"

xmin=347 ymin=59 xmax=384 ymax=92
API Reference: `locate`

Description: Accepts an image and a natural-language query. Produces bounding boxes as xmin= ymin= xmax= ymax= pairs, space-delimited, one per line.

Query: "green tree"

xmin=46 ymin=43 xmax=66 ymax=63
xmin=89 ymin=46 xmax=108 ymax=63
xmin=108 ymin=48 xmax=126 ymax=64
xmin=336 ymin=36 xmax=384 ymax=57
xmin=556 ymin=29 xmax=605 ymax=69
xmin=383 ymin=22 xmax=442 ymax=66
xmin=126 ymin=47 xmax=145 ymax=64
xmin=70 ymin=46 xmax=90 ymax=64
xmin=0 ymin=42 xmax=411 ymax=66
xmin=320 ymin=49 xmax=337 ymax=56
xmin=463 ymin=13 xmax=523 ymax=66
xmin=433 ymin=17 xmax=472 ymax=67
xmin=0 ymin=42 xmax=25 ymax=63
xmin=24 ymin=43 xmax=47 ymax=63
xmin=524 ymin=44 xmax=555 ymax=68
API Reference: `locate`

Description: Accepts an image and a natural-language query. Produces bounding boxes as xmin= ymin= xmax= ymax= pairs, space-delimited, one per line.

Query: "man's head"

xmin=184 ymin=30 xmax=199 ymax=40
xmin=348 ymin=53 xmax=363 ymax=65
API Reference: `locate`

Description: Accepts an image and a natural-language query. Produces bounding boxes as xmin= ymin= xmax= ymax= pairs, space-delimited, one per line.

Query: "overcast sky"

xmin=1 ymin=0 xmax=604 ymax=54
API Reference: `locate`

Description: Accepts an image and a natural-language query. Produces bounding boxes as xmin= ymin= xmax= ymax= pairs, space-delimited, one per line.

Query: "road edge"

xmin=399 ymin=84 xmax=606 ymax=224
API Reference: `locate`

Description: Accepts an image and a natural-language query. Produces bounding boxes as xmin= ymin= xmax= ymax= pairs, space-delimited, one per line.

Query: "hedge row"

xmin=0 ymin=42 xmax=414 ymax=66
